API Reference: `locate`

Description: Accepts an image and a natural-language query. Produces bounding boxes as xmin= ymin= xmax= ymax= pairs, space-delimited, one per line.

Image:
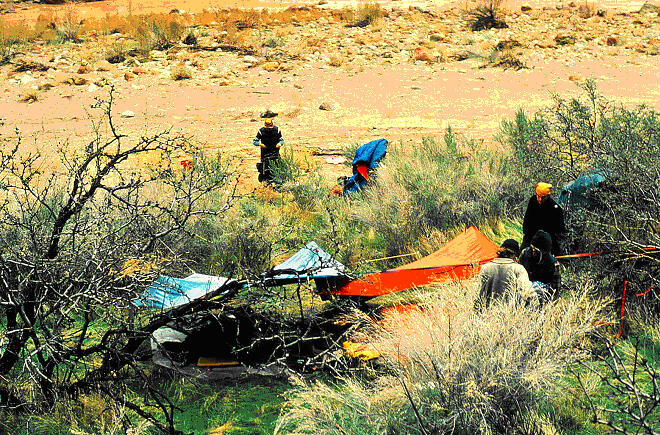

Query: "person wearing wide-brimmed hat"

xmin=253 ymin=113 xmax=284 ymax=183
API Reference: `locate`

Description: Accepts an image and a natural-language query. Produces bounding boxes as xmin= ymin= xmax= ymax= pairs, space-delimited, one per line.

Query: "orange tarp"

xmin=333 ymin=227 xmax=499 ymax=297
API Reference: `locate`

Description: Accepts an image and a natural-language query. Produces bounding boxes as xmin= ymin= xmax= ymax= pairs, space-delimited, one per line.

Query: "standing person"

xmin=477 ymin=239 xmax=533 ymax=308
xmin=522 ymin=182 xmax=566 ymax=255
xmin=253 ymin=117 xmax=284 ymax=183
xmin=519 ymin=230 xmax=561 ymax=302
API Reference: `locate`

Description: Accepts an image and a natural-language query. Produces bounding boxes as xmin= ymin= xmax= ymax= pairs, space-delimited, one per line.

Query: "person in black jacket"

xmin=253 ymin=118 xmax=284 ymax=183
xmin=522 ymin=182 xmax=566 ymax=255
xmin=519 ymin=230 xmax=561 ymax=302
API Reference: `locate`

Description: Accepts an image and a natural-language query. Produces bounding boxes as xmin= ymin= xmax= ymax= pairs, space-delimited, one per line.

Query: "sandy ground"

xmin=1 ymin=0 xmax=650 ymax=19
xmin=1 ymin=0 xmax=659 ymax=188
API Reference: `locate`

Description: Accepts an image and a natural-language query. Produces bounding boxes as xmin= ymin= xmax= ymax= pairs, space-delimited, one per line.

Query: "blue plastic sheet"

xmin=344 ymin=138 xmax=388 ymax=194
xmin=267 ymin=242 xmax=346 ymax=283
xmin=134 ymin=274 xmax=236 ymax=310
xmin=557 ymin=171 xmax=607 ymax=209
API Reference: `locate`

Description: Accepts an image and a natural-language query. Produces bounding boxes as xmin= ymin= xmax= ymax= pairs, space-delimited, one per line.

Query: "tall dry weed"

xmin=0 ymin=22 xmax=31 ymax=63
xmin=277 ymin=282 xmax=609 ymax=434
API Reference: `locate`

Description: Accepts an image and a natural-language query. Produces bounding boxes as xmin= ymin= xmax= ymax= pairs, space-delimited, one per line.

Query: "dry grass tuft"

xmin=344 ymin=2 xmax=386 ymax=28
xmin=467 ymin=0 xmax=508 ymax=31
xmin=577 ymin=1 xmax=597 ymax=18
xmin=485 ymin=46 xmax=527 ymax=69
xmin=171 ymin=65 xmax=192 ymax=80
xmin=327 ymin=55 xmax=343 ymax=67
xmin=277 ymin=281 xmax=610 ymax=434
xmin=19 ymin=89 xmax=39 ymax=103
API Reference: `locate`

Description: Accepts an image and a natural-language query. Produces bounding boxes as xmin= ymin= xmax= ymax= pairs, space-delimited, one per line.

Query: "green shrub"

xmin=263 ymin=36 xmax=285 ymax=48
xmin=133 ymin=16 xmax=184 ymax=53
xmin=351 ymin=131 xmax=521 ymax=257
xmin=485 ymin=46 xmax=527 ymax=70
xmin=500 ymin=80 xmax=660 ymax=295
xmin=187 ymin=199 xmax=273 ymax=277
xmin=54 ymin=20 xmax=82 ymax=44
xmin=105 ymin=39 xmax=129 ymax=63
xmin=0 ymin=26 xmax=22 ymax=64
xmin=563 ymin=324 xmax=660 ymax=434
xmin=270 ymin=147 xmax=305 ymax=186
xmin=171 ymin=65 xmax=192 ymax=80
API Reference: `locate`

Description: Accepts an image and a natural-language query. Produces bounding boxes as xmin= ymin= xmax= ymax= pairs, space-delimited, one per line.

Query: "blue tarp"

xmin=344 ymin=138 xmax=388 ymax=194
xmin=134 ymin=273 xmax=236 ymax=310
xmin=557 ymin=171 xmax=607 ymax=210
xmin=266 ymin=242 xmax=346 ymax=283
xmin=353 ymin=138 xmax=388 ymax=170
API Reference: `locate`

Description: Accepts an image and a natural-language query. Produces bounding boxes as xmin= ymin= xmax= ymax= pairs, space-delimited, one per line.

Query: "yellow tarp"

xmin=342 ymin=340 xmax=382 ymax=361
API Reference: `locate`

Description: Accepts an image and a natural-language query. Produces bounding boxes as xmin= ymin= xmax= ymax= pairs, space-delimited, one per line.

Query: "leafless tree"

xmin=574 ymin=336 xmax=660 ymax=435
xmin=0 ymin=88 xmax=240 ymax=433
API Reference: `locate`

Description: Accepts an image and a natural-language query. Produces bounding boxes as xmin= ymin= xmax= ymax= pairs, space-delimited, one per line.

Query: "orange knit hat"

xmin=536 ymin=182 xmax=552 ymax=196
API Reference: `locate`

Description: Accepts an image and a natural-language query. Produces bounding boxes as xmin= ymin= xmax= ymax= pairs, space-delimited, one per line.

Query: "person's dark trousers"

xmin=258 ymin=156 xmax=280 ymax=183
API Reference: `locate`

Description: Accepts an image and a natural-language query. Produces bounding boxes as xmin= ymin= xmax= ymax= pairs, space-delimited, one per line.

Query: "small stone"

xmin=121 ymin=110 xmax=135 ymax=118
xmin=429 ymin=33 xmax=447 ymax=42
xmin=568 ymin=74 xmax=583 ymax=82
xmin=319 ymin=102 xmax=333 ymax=111
xmin=326 ymin=156 xmax=345 ymax=164
xmin=262 ymin=61 xmax=279 ymax=71
xmin=95 ymin=60 xmax=112 ymax=71
xmin=124 ymin=72 xmax=135 ymax=81
xmin=72 ymin=76 xmax=88 ymax=86
xmin=53 ymin=72 xmax=70 ymax=84
xmin=414 ymin=51 xmax=435 ymax=63
xmin=77 ymin=65 xmax=90 ymax=74
xmin=38 ymin=82 xmax=57 ymax=90
xmin=606 ymin=36 xmax=618 ymax=46
xmin=20 ymin=74 xmax=35 ymax=85
xmin=555 ymin=35 xmax=577 ymax=45
xmin=521 ymin=4 xmax=532 ymax=11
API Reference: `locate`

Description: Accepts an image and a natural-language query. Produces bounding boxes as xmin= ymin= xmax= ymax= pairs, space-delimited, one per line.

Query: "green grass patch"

xmin=166 ymin=376 xmax=289 ymax=435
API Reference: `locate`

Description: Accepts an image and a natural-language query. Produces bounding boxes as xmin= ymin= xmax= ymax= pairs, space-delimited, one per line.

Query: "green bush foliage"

xmin=350 ymin=131 xmax=522 ymax=257
xmin=500 ymin=79 xmax=660 ymax=293
xmin=564 ymin=328 xmax=660 ymax=435
xmin=270 ymin=147 xmax=305 ymax=186
xmin=346 ymin=3 xmax=386 ymax=28
xmin=0 ymin=92 xmax=238 ymax=433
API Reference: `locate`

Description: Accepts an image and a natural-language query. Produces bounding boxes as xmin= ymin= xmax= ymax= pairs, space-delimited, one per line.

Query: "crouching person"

xmin=519 ymin=230 xmax=561 ymax=303
xmin=476 ymin=239 xmax=534 ymax=309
